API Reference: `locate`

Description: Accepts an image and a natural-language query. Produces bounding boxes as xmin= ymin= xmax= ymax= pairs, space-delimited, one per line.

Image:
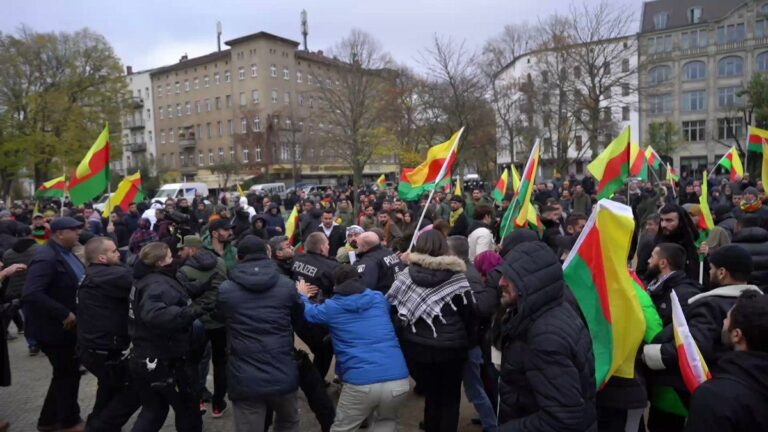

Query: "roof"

xmin=150 ymin=50 xmax=231 ymax=76
xmin=295 ymin=50 xmax=343 ymax=67
xmin=225 ymin=31 xmax=300 ymax=47
xmin=640 ymin=0 xmax=747 ymax=34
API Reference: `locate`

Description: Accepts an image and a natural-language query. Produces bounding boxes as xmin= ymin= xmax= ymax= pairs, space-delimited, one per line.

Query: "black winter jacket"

xmin=2 ymin=238 xmax=38 ymax=301
xmin=685 ymin=351 xmax=768 ymax=432
xmin=448 ymin=212 xmax=469 ymax=237
xmin=314 ymin=224 xmax=346 ymax=257
xmin=217 ymin=254 xmax=303 ymax=400
xmin=648 ymin=271 xmax=702 ymax=327
xmin=355 ymin=244 xmax=403 ymax=294
xmin=292 ymin=251 xmax=338 ymax=299
xmin=77 ymin=264 xmax=133 ymax=351
xmin=129 ymin=261 xmax=198 ymax=359
xmin=732 ymin=227 xmax=768 ymax=290
xmin=497 ymin=242 xmax=597 ymax=432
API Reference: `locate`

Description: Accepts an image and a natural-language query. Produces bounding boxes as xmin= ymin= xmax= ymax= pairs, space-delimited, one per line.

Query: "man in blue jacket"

xmin=23 ymin=217 xmax=86 ymax=432
xmin=298 ymin=264 xmax=410 ymax=431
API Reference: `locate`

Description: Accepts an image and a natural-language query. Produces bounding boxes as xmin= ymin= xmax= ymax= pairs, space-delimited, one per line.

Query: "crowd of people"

xmin=0 ymin=170 xmax=767 ymax=432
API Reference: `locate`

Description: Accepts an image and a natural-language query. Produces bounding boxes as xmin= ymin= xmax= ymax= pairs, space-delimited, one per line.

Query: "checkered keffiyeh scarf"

xmin=387 ymin=268 xmax=473 ymax=338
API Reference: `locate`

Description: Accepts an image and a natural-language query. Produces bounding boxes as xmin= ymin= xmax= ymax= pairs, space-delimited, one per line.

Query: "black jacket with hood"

xmin=496 ymin=242 xmax=597 ymax=432
xmin=78 ymin=264 xmax=133 ymax=351
xmin=648 ymin=271 xmax=702 ymax=327
xmin=1 ymin=238 xmax=38 ymax=301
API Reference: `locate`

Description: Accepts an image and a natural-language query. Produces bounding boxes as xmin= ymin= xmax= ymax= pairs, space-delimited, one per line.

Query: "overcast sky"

xmin=5 ymin=0 xmax=640 ymax=73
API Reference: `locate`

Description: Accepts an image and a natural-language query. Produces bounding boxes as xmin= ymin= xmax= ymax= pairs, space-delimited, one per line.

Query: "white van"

xmin=154 ymin=183 xmax=210 ymax=201
xmin=249 ymin=183 xmax=287 ymax=198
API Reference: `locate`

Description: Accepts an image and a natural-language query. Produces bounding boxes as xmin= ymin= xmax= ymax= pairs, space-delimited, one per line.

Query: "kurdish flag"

xmin=588 ymin=127 xmax=631 ymax=199
xmin=630 ymin=141 xmax=648 ymax=181
xmin=666 ymin=163 xmax=679 ymax=188
xmin=376 ymin=174 xmax=386 ymax=189
xmin=698 ymin=171 xmax=715 ymax=232
xmin=492 ymin=168 xmax=509 ymax=203
xmin=715 ymin=147 xmax=744 ymax=182
xmin=398 ymin=128 xmax=463 ymax=200
xmin=103 ymin=172 xmax=144 ymax=218
xmin=670 ymin=291 xmax=711 ymax=392
xmin=747 ymin=125 xmax=768 ymax=154
xmin=511 ymin=165 xmax=521 ymax=193
xmin=646 ymin=146 xmax=662 ymax=170
xmin=285 ymin=205 xmax=300 ymax=246
xmin=499 ymin=141 xmax=540 ymax=239
xmin=69 ymin=125 xmax=110 ymax=206
xmin=35 ymin=175 xmax=67 ymax=199
xmin=563 ymin=199 xmax=647 ymax=388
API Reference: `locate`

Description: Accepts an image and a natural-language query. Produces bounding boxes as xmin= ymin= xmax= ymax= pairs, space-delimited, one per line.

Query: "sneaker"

xmin=212 ymin=401 xmax=227 ymax=418
xmin=201 ymin=387 xmax=213 ymax=402
xmin=199 ymin=401 xmax=207 ymax=415
xmin=29 ymin=346 xmax=40 ymax=356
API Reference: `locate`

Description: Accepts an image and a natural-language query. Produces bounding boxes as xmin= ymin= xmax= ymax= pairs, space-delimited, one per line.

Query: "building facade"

xmin=116 ymin=68 xmax=156 ymax=176
xmin=638 ymin=0 xmax=768 ymax=174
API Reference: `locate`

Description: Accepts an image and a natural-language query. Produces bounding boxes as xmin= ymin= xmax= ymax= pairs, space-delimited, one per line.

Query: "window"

xmin=166 ymin=105 xmax=172 ymax=118
xmin=621 ymin=59 xmax=629 ymax=73
xmin=206 ymin=122 xmax=212 ymax=139
xmin=284 ymin=92 xmax=290 ymax=104
xmin=204 ymin=76 xmax=210 ymax=87
xmin=309 ymin=95 xmax=314 ymax=108
xmin=622 ymin=83 xmax=630 ymax=96
xmin=159 ymin=107 xmax=164 ymax=119
xmin=195 ymin=100 xmax=201 ymax=113
xmin=716 ymin=23 xmax=746 ymax=44
xmin=297 ymin=70 xmax=302 ymax=83
xmin=185 ymin=102 xmax=191 ymax=115
xmin=757 ymin=17 xmax=768 ymax=39
xmin=270 ymin=64 xmax=277 ymax=77
xmin=682 ymin=90 xmax=707 ymax=112
xmin=308 ymin=74 xmax=313 ymax=85
xmin=653 ymin=12 xmax=669 ymax=30
xmin=175 ymin=82 xmax=180 ymax=93
xmin=681 ymin=29 xmax=708 ymax=49
xmin=228 ymin=119 xmax=233 ymax=135
xmin=280 ymin=143 xmax=291 ymax=161
xmin=166 ymin=83 xmax=171 ymax=95
xmin=255 ymin=143 xmax=262 ymax=161
xmin=271 ymin=89 xmax=278 ymax=103
xmin=224 ymin=70 xmax=231 ymax=83
xmin=175 ymin=104 xmax=181 ymax=117
xmin=622 ymin=106 xmax=630 ymax=121
xmin=252 ymin=90 xmax=260 ymax=104
xmin=160 ymin=130 xmax=166 ymax=143
xmin=193 ymin=78 xmax=199 ymax=89
xmin=718 ymin=56 xmax=744 ymax=77
xmin=196 ymin=124 xmax=201 ymax=140
xmin=242 ymin=145 xmax=249 ymax=162
xmin=238 ymin=67 xmax=245 ymax=80
xmin=649 ymin=65 xmax=672 ymax=84
xmin=688 ymin=7 xmax=702 ymax=24
xmin=253 ymin=115 xmax=261 ymax=131
xmin=179 ymin=153 xmax=185 ymax=167
xmin=184 ymin=80 xmax=190 ymax=91
xmin=205 ymin=98 xmax=211 ymax=112
xmin=683 ymin=61 xmax=706 ymax=80
xmin=208 ymin=150 xmax=214 ymax=165
xmin=215 ymin=96 xmax=221 ymax=110
xmin=198 ymin=151 xmax=204 ymax=166
xmin=169 ymin=128 xmax=174 ymax=142
xmin=649 ymin=93 xmax=673 ymax=115
xmin=718 ymin=117 xmax=744 ymax=140
xmin=648 ymin=35 xmax=673 ymax=54
xmin=238 ymin=92 xmax=245 ymax=106
xmin=298 ymin=94 xmax=304 ymax=106
xmin=230 ymin=146 xmax=235 ymax=162
xmin=214 ymin=72 xmax=220 ymax=84
xmin=241 ymin=117 xmax=247 ymax=134
xmin=226 ymin=94 xmax=232 ymax=108
xmin=682 ymin=120 xmax=706 ymax=142
xmin=170 ymin=153 xmax=175 ymax=168
xmin=217 ymin=121 xmax=223 ymax=137
xmin=758 ymin=52 xmax=768 ymax=72
xmin=718 ymin=86 xmax=744 ymax=108
xmin=251 ymin=64 xmax=258 ymax=77
xmin=157 ymin=85 xmax=163 ymax=97
xmin=218 ymin=147 xmax=224 ymax=162
xmin=283 ymin=68 xmax=290 ymax=80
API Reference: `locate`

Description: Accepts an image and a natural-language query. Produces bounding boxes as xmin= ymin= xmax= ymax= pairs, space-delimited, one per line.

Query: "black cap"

xmin=709 ymin=245 xmax=753 ymax=276
xmin=50 ymin=217 xmax=84 ymax=232
xmin=450 ymin=195 xmax=464 ymax=204
xmin=237 ymin=235 xmax=268 ymax=258
xmin=208 ymin=218 xmax=233 ymax=231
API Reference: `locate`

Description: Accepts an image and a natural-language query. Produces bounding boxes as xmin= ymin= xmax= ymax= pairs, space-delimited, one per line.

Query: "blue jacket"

xmin=302 ymin=280 xmax=409 ymax=386
xmin=263 ymin=204 xmax=285 ymax=238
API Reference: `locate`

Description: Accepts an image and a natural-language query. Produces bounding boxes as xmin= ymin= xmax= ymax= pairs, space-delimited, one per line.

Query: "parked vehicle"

xmin=249 ymin=182 xmax=287 ymax=198
xmin=153 ymin=182 xmax=209 ymax=201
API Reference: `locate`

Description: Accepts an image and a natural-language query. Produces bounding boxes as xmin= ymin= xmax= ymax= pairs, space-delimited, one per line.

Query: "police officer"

xmin=78 ymin=237 xmax=141 ymax=431
xmin=292 ymin=232 xmax=339 ymax=299
xmin=354 ymin=232 xmax=403 ymax=294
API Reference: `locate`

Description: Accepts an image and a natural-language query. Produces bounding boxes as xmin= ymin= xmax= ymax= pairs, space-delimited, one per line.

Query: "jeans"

xmin=463 ymin=346 xmax=497 ymax=431
xmin=232 ymin=392 xmax=299 ymax=432
xmin=79 ymin=349 xmax=141 ymax=432
xmin=331 ymin=378 xmax=410 ymax=432
xmin=38 ymin=345 xmax=82 ymax=428
xmin=408 ymin=358 xmax=465 ymax=432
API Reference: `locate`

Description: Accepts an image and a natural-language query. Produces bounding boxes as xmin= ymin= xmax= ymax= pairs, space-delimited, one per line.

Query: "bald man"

xmin=354 ymin=232 xmax=403 ymax=294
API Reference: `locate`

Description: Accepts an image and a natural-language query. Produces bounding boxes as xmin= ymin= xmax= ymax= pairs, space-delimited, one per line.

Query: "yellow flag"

xmin=237 ymin=183 xmax=245 ymax=198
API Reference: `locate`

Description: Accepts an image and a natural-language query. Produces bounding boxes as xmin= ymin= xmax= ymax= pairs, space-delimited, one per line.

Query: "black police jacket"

xmin=77 ymin=264 xmax=133 ymax=351
xmin=355 ymin=244 xmax=403 ymax=294
xmin=291 ymin=251 xmax=338 ymax=298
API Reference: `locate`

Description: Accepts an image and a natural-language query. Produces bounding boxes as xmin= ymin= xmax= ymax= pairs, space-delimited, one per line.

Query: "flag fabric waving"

xmin=630 ymin=141 xmax=648 ymax=181
xmin=588 ymin=127 xmax=631 ymax=199
xmin=103 ymin=172 xmax=144 ymax=218
xmin=715 ymin=147 xmax=744 ymax=182
xmin=670 ymin=291 xmax=712 ymax=392
xmin=35 ymin=175 xmax=67 ymax=199
xmin=646 ymin=146 xmax=662 ymax=170
xmin=398 ymin=128 xmax=463 ymax=200
xmin=376 ymin=174 xmax=386 ymax=189
xmin=499 ymin=141 xmax=540 ymax=239
xmin=285 ymin=205 xmax=300 ymax=246
xmin=698 ymin=172 xmax=715 ymax=232
xmin=748 ymin=125 xmax=768 ymax=154
xmin=510 ymin=165 xmax=521 ymax=194
xmin=492 ymin=169 xmax=509 ymax=203
xmin=398 ymin=169 xmax=452 ymax=200
xmin=666 ymin=163 xmax=679 ymax=188
xmin=69 ymin=125 xmax=110 ymax=205
xmin=237 ymin=183 xmax=246 ymax=198
xmin=454 ymin=177 xmax=463 ymax=197
xmin=562 ymin=199 xmax=647 ymax=388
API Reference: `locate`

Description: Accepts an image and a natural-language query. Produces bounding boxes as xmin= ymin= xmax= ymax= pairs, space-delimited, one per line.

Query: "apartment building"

xmin=151 ymin=31 xmax=397 ymax=188
xmin=116 ymin=68 xmax=156 ymax=175
xmin=638 ymin=0 xmax=768 ymax=174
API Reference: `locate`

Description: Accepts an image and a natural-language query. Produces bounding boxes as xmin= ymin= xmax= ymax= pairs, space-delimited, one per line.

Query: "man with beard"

xmin=203 ymin=219 xmax=237 ymax=271
xmin=636 ymin=204 xmax=699 ymax=282
xmin=123 ymin=202 xmax=141 ymax=236
xmin=268 ymin=235 xmax=295 ymax=277
xmin=645 ymin=243 xmax=702 ymax=326
xmin=316 ymin=209 xmax=346 ymax=257
xmin=685 ymin=291 xmax=768 ymax=432
xmin=336 ymin=225 xmax=364 ymax=264
xmin=448 ymin=196 xmax=469 ymax=237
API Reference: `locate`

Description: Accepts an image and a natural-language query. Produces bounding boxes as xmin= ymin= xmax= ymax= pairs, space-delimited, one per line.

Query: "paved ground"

xmin=1 ymin=324 xmax=482 ymax=431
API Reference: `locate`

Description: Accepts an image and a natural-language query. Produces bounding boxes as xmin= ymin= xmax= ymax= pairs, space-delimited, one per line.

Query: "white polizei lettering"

xmin=292 ymin=261 xmax=318 ymax=277
xmin=383 ymin=254 xmax=400 ymax=267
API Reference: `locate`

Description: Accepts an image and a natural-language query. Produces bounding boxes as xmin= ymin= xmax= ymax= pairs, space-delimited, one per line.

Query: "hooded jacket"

xmin=685 ymin=351 xmax=768 ymax=432
xmin=2 ymin=238 xmax=39 ymax=300
xmin=77 ymin=264 xmax=133 ymax=351
xmin=731 ymin=227 xmax=768 ymax=290
xmin=177 ymin=250 xmax=227 ymax=330
xmin=302 ymin=280 xmax=409 ymax=386
xmin=217 ymin=254 xmax=303 ymax=400
xmin=497 ymin=242 xmax=597 ymax=432
xmin=263 ymin=203 xmax=285 ymax=238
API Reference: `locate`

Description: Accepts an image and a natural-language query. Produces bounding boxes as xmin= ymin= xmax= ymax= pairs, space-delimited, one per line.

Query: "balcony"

xmin=130 ymin=96 xmax=144 ymax=108
xmin=125 ymin=118 xmax=145 ymax=130
xmin=126 ymin=140 xmax=146 ymax=152
xmin=178 ymin=133 xmax=197 ymax=149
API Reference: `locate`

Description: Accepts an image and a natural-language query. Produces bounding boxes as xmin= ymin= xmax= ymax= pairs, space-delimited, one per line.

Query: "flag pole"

xmin=407 ymin=127 xmax=465 ymax=253
xmin=61 ymin=166 xmax=66 ymax=217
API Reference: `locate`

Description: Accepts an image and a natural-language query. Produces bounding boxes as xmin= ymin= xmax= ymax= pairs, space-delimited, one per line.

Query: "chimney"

xmin=126 ymin=65 xmax=133 ymax=75
xmin=179 ymin=53 xmax=188 ymax=62
xmin=217 ymin=21 xmax=222 ymax=52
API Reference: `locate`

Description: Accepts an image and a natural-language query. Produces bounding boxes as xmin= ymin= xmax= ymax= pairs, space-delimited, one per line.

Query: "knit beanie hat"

xmin=709 ymin=244 xmax=753 ymax=276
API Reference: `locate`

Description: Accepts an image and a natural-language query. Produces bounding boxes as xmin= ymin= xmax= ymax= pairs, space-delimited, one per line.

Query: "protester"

xmin=204 ymin=218 xmax=237 ymax=270
xmin=645 ymin=243 xmax=703 ymax=325
xmin=730 ymin=214 xmax=768 ymax=290
xmin=467 ymin=205 xmax=495 ymax=262
xmin=129 ymin=218 xmax=158 ymax=255
xmin=2 ymin=224 xmax=38 ymax=352
xmin=448 ymin=195 xmax=469 ymax=237
xmin=637 ymin=204 xmax=700 ymax=282
xmin=317 ymin=208 xmax=346 ymax=257
xmin=268 ymin=235 xmax=295 ymax=276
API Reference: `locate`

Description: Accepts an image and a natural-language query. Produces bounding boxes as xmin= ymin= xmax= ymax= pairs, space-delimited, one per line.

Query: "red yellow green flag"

xmin=630 ymin=141 xmax=648 ymax=181
xmin=499 ymin=141 xmax=540 ymax=239
xmin=510 ymin=165 xmax=521 ymax=193
xmin=103 ymin=172 xmax=144 ymax=218
xmin=646 ymin=146 xmax=661 ymax=170
xmin=671 ymin=291 xmax=712 ymax=392
xmin=398 ymin=128 xmax=463 ymax=200
xmin=698 ymin=172 xmax=715 ymax=232
xmin=35 ymin=175 xmax=67 ymax=199
xmin=762 ymin=137 xmax=768 ymax=183
xmin=563 ymin=199 xmax=647 ymax=388
xmin=492 ymin=168 xmax=509 ymax=203
xmin=666 ymin=163 xmax=679 ymax=189
xmin=376 ymin=174 xmax=386 ymax=188
xmin=715 ymin=147 xmax=744 ymax=182
xmin=285 ymin=205 xmax=300 ymax=246
xmin=748 ymin=125 xmax=768 ymax=154
xmin=69 ymin=125 xmax=110 ymax=205
xmin=588 ymin=127 xmax=631 ymax=199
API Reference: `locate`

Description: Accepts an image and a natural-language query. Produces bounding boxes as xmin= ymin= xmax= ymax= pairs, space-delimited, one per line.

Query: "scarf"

xmin=740 ymin=199 xmax=763 ymax=213
xmin=386 ymin=267 xmax=473 ymax=337
xmin=449 ymin=207 xmax=464 ymax=227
